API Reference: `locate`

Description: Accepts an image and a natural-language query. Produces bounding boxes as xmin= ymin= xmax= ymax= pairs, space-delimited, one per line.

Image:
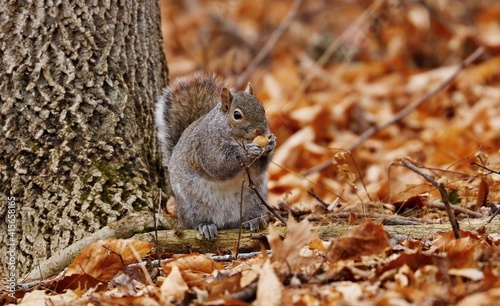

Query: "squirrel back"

xmin=155 ymin=73 xmax=224 ymax=166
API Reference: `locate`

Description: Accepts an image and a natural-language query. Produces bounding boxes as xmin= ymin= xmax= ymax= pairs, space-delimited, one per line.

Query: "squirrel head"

xmin=220 ymin=83 xmax=269 ymax=142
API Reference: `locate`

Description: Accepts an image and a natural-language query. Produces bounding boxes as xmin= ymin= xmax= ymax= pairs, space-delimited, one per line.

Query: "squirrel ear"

xmin=245 ymin=82 xmax=254 ymax=95
xmin=221 ymin=87 xmax=233 ymax=112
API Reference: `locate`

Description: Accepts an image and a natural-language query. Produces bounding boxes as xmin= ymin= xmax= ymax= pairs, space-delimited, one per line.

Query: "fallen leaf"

xmin=254 ymin=260 xmax=282 ymax=306
xmin=207 ymin=269 xmax=242 ymax=299
xmin=268 ymin=217 xmax=315 ymax=270
xmin=17 ymin=290 xmax=49 ymax=306
xmin=67 ymin=239 xmax=154 ymax=280
xmin=329 ymin=220 xmax=390 ymax=262
xmin=475 ymin=177 xmax=489 ymax=210
xmin=160 ymin=265 xmax=189 ymax=302
xmin=448 ymin=268 xmax=484 ymax=281
xmin=161 ymin=253 xmax=224 ymax=288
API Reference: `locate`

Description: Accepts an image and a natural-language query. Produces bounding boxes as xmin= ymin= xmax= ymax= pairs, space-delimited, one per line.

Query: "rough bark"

xmin=0 ymin=1 xmax=168 ymax=278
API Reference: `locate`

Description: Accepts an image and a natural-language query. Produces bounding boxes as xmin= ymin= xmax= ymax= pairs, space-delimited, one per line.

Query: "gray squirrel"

xmin=155 ymin=73 xmax=276 ymax=239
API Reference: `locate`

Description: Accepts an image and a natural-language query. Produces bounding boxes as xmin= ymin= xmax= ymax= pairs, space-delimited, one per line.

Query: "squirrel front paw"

xmin=246 ymin=143 xmax=264 ymax=156
xmin=246 ymin=134 xmax=276 ymax=156
xmin=197 ymin=223 xmax=219 ymax=240
xmin=265 ymin=134 xmax=276 ymax=153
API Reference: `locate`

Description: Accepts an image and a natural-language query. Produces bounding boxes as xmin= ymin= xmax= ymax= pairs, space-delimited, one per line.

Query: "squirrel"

xmin=155 ymin=73 xmax=276 ymax=240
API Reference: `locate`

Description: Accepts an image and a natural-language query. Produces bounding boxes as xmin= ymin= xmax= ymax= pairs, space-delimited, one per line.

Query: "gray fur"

xmin=154 ymin=74 xmax=275 ymax=239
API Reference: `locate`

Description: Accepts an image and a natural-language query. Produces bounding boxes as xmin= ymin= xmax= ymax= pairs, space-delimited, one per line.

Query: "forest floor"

xmin=5 ymin=0 xmax=500 ymax=305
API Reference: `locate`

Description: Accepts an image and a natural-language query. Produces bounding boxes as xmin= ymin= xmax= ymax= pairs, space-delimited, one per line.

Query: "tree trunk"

xmin=0 ymin=0 xmax=168 ymax=278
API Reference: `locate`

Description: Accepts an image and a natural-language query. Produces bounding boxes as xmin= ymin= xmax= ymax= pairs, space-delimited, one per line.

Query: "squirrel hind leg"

xmin=197 ymin=223 xmax=219 ymax=240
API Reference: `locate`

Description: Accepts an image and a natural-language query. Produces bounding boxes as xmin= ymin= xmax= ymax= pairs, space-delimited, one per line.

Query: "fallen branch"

xmin=427 ymin=201 xmax=483 ymax=218
xmin=23 ymin=212 xmax=174 ymax=281
xmin=327 ymin=212 xmax=433 ymax=226
xmin=302 ymin=46 xmax=485 ymax=177
xmin=401 ymin=159 xmax=461 ymax=239
xmin=24 ymin=216 xmax=498 ymax=283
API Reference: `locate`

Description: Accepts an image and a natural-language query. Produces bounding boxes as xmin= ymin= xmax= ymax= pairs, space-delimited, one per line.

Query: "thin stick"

xmin=234 ymin=0 xmax=302 ymax=89
xmin=236 ymin=175 xmax=246 ymax=257
xmin=427 ymin=202 xmax=482 ymax=218
xmin=245 ymin=167 xmax=287 ymax=226
xmin=330 ymin=212 xmax=429 ymax=226
xmin=401 ymin=159 xmax=460 ymax=239
xmin=488 ymin=206 xmax=500 ymax=223
xmin=302 ymin=46 xmax=485 ymax=177
xmin=308 ymin=189 xmax=329 ymax=207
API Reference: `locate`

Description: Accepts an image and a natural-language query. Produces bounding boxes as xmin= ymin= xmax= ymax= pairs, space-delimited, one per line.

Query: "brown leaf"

xmin=66 ymin=239 xmax=153 ymax=280
xmin=447 ymin=237 xmax=478 ymax=269
xmin=254 ymin=260 xmax=282 ymax=306
xmin=267 ymin=217 xmax=315 ymax=270
xmin=161 ymin=253 xmax=224 ymax=274
xmin=308 ymin=236 xmax=327 ymax=252
xmin=207 ymin=270 xmax=242 ymax=300
xmin=160 ymin=265 xmax=189 ymax=302
xmin=393 ymin=194 xmax=426 ymax=216
xmin=377 ymin=252 xmax=435 ymax=276
xmin=329 ymin=220 xmax=390 ymax=262
xmin=475 ymin=177 xmax=489 ymax=210
xmin=161 ymin=253 xmax=224 ymax=288
xmin=54 ymin=239 xmax=153 ymax=293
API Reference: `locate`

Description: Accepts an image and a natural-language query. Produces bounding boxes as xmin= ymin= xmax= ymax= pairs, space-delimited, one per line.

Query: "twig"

xmin=328 ymin=212 xmax=429 ymax=226
xmin=236 ymin=175 xmax=246 ymax=257
xmin=302 ymin=46 xmax=485 ymax=177
xmin=488 ymin=207 xmax=500 ymax=223
xmin=469 ymin=153 xmax=500 ymax=175
xmin=401 ymin=159 xmax=461 ymax=239
xmin=234 ymin=0 xmax=302 ymax=88
xmin=308 ymin=189 xmax=329 ymax=207
xmin=129 ymin=245 xmax=154 ymax=287
xmin=245 ymin=166 xmax=287 ymax=226
xmin=427 ymin=202 xmax=482 ymax=218
xmin=102 ymin=245 xmax=126 ymax=267
xmin=236 ymin=140 xmax=286 ymax=227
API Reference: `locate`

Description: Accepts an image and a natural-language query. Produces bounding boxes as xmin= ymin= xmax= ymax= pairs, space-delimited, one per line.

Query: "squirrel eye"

xmin=233 ymin=109 xmax=243 ymax=120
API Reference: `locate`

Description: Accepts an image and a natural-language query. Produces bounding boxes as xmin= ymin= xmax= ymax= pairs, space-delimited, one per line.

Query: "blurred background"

xmin=159 ymin=0 xmax=500 ymax=220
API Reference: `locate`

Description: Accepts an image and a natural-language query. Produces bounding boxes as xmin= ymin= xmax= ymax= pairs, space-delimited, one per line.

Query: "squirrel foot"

xmin=198 ymin=223 xmax=219 ymax=240
xmin=243 ymin=217 xmax=267 ymax=232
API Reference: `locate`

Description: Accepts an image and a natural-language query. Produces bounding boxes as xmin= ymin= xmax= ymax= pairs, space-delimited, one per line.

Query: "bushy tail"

xmin=155 ymin=73 xmax=224 ymax=166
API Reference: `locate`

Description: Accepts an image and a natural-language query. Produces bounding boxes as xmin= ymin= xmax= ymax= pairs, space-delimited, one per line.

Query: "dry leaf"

xmin=162 ymin=253 xmax=224 ymax=288
xmin=207 ymin=270 xmax=242 ymax=299
xmin=329 ymin=220 xmax=390 ymax=262
xmin=17 ymin=290 xmax=49 ymax=306
xmin=67 ymin=239 xmax=153 ymax=280
xmin=308 ymin=236 xmax=327 ymax=251
xmin=254 ymin=260 xmax=283 ymax=306
xmin=161 ymin=253 xmax=224 ymax=274
xmin=475 ymin=177 xmax=489 ymax=210
xmin=268 ymin=217 xmax=315 ymax=270
xmin=160 ymin=265 xmax=189 ymax=302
